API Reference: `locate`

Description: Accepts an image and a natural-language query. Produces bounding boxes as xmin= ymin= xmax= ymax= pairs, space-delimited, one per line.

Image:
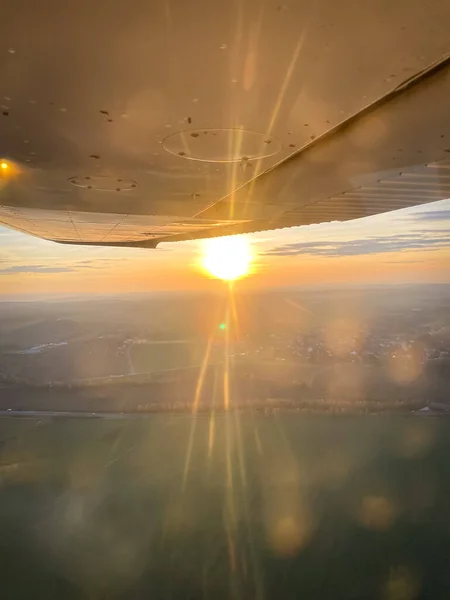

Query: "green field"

xmin=0 ymin=414 xmax=449 ymax=599
xmin=130 ymin=341 xmax=207 ymax=374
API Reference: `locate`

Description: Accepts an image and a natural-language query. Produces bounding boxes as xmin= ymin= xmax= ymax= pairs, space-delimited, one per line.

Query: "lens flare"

xmin=0 ymin=160 xmax=20 ymax=177
xmin=201 ymin=235 xmax=252 ymax=281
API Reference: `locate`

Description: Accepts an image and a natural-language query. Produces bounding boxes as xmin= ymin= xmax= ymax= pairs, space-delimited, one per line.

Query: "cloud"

xmin=76 ymin=258 xmax=127 ymax=265
xmin=407 ymin=209 xmax=450 ymax=222
xmin=0 ymin=265 xmax=75 ymax=274
xmin=263 ymin=232 xmax=450 ymax=257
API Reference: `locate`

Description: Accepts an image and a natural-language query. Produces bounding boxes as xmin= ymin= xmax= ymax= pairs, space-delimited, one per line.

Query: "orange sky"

xmin=1 ymin=200 xmax=449 ymax=297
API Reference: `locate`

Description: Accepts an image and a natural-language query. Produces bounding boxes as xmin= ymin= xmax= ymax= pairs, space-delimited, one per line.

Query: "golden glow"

xmin=201 ymin=235 xmax=252 ymax=281
xmin=359 ymin=495 xmax=397 ymax=531
xmin=0 ymin=160 xmax=20 ymax=177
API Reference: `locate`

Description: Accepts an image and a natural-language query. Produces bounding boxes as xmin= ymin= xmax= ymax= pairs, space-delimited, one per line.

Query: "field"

xmin=0 ymin=413 xmax=450 ymax=599
xmin=129 ymin=341 xmax=207 ymax=374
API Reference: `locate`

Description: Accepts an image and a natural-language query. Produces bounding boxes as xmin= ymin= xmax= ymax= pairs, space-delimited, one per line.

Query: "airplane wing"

xmin=1 ymin=1 xmax=450 ymax=248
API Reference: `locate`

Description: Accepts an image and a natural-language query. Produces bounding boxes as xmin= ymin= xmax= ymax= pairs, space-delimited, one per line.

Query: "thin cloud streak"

xmin=407 ymin=209 xmax=450 ymax=222
xmin=263 ymin=232 xmax=450 ymax=257
xmin=0 ymin=265 xmax=76 ymax=274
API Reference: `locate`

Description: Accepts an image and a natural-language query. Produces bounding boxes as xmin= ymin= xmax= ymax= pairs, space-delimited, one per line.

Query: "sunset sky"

xmin=1 ymin=199 xmax=449 ymax=298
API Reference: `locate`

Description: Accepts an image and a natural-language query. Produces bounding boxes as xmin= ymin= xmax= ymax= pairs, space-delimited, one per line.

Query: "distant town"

xmin=0 ymin=284 xmax=449 ymax=415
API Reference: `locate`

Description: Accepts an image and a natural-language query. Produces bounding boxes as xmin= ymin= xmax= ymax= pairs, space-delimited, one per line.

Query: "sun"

xmin=201 ymin=235 xmax=252 ymax=281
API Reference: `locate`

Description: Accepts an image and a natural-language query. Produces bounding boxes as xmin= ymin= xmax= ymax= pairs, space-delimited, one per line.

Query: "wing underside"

xmin=0 ymin=1 xmax=450 ymax=247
